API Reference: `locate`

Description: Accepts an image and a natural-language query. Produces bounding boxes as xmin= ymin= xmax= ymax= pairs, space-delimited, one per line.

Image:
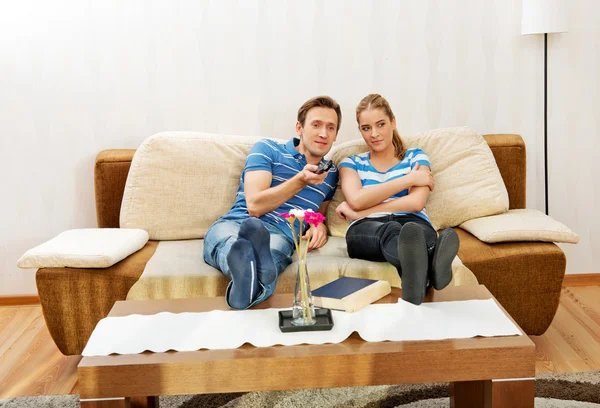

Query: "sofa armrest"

xmin=455 ymin=227 xmax=565 ymax=335
xmin=483 ymin=134 xmax=526 ymax=209
xmin=95 ymin=149 xmax=136 ymax=228
xmin=36 ymin=240 xmax=158 ymax=355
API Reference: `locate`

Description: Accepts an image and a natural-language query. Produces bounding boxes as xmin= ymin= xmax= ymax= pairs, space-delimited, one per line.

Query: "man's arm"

xmin=340 ymin=165 xmax=433 ymax=211
xmin=244 ymin=165 xmax=329 ymax=218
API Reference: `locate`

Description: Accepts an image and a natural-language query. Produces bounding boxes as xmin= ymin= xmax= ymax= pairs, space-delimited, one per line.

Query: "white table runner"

xmin=82 ymin=299 xmax=521 ymax=357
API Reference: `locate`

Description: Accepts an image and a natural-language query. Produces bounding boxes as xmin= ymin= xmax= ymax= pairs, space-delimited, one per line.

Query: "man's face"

xmin=295 ymin=107 xmax=338 ymax=162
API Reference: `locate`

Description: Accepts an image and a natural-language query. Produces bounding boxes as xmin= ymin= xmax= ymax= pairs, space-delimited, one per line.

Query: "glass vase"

xmin=291 ymin=258 xmax=316 ymax=326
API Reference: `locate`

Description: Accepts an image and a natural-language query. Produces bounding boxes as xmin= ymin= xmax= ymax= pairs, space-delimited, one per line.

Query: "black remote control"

xmin=315 ymin=160 xmax=334 ymax=174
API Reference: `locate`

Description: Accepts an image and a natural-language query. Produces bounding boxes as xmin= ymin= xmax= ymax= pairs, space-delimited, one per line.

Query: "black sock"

xmin=430 ymin=228 xmax=459 ymax=291
xmin=226 ymin=238 xmax=259 ymax=309
xmin=398 ymin=222 xmax=429 ymax=305
xmin=238 ymin=218 xmax=277 ymax=285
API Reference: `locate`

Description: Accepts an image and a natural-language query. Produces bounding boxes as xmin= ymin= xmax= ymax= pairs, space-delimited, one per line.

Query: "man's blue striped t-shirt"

xmin=223 ymin=138 xmax=338 ymax=242
xmin=338 ymin=148 xmax=432 ymax=225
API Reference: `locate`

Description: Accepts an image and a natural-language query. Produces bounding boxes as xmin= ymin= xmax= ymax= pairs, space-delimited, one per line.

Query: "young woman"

xmin=336 ymin=94 xmax=459 ymax=305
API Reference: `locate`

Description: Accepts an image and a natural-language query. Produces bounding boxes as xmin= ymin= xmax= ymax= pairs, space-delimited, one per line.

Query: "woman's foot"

xmin=398 ymin=222 xmax=429 ymax=305
xmin=430 ymin=228 xmax=460 ymax=290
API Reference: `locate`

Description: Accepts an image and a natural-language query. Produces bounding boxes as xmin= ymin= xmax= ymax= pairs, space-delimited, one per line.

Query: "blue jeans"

xmin=203 ymin=215 xmax=295 ymax=308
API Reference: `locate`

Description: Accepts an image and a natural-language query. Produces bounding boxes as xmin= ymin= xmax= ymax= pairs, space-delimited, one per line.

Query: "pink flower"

xmin=304 ymin=211 xmax=326 ymax=227
xmin=279 ymin=209 xmax=326 ymax=227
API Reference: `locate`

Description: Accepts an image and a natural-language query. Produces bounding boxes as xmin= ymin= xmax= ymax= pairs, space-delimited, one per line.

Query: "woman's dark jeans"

xmin=345 ymin=214 xmax=437 ymax=277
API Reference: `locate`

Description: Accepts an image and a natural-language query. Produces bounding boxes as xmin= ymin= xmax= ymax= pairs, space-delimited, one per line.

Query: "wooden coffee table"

xmin=78 ymin=285 xmax=535 ymax=408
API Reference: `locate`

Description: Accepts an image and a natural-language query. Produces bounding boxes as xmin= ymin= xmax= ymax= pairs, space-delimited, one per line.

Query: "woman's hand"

xmin=336 ymin=201 xmax=358 ymax=221
xmin=409 ymin=163 xmax=434 ymax=191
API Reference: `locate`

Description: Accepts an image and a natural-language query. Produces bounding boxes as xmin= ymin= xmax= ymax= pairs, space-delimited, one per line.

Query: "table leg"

xmin=130 ymin=396 xmax=159 ymax=408
xmin=450 ymin=378 xmax=534 ymax=408
xmin=450 ymin=380 xmax=484 ymax=407
xmin=80 ymin=396 xmax=158 ymax=408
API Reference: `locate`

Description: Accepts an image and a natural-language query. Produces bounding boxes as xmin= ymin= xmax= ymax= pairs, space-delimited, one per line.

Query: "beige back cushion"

xmin=120 ymin=132 xmax=285 ymax=240
xmin=325 ymin=126 xmax=509 ymax=235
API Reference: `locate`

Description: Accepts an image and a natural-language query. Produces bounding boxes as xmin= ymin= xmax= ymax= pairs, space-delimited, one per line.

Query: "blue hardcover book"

xmin=311 ymin=276 xmax=392 ymax=312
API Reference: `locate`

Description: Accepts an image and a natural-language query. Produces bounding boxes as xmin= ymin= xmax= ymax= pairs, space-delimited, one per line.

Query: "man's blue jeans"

xmin=203 ymin=215 xmax=295 ymax=308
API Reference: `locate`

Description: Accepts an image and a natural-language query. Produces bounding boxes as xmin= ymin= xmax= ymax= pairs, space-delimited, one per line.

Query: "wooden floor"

xmin=1 ymin=285 xmax=599 ymax=399
xmin=531 ymin=285 xmax=600 ymax=373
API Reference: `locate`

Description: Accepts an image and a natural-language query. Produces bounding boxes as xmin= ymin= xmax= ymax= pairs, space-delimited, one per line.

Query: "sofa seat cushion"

xmin=126 ymin=240 xmax=227 ymax=300
xmin=126 ymin=237 xmax=478 ymax=301
xmin=454 ymin=227 xmax=566 ymax=335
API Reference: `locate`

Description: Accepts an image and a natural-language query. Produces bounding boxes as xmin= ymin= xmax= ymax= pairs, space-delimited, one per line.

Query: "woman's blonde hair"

xmin=356 ymin=94 xmax=405 ymax=160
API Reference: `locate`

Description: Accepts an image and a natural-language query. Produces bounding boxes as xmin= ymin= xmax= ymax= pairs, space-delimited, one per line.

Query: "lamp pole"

xmin=521 ymin=0 xmax=568 ymax=217
xmin=544 ymin=33 xmax=548 ymax=215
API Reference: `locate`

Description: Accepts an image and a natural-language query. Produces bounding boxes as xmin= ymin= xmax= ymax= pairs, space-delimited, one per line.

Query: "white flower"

xmin=290 ymin=209 xmax=312 ymax=218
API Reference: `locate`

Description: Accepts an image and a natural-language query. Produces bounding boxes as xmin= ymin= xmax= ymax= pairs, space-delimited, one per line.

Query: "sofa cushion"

xmin=326 ymin=126 xmax=509 ymax=235
xmin=460 ymin=209 xmax=579 ymax=244
xmin=126 ymin=239 xmax=226 ymax=299
xmin=126 ymin=238 xmax=478 ymax=301
xmin=17 ymin=228 xmax=149 ymax=269
xmin=120 ymin=132 xmax=284 ymax=240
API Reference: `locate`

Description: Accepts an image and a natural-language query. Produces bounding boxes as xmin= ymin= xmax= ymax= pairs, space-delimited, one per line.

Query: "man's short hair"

xmin=297 ymin=96 xmax=342 ymax=132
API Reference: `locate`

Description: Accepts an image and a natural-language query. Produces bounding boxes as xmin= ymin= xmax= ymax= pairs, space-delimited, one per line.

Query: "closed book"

xmin=311 ymin=276 xmax=392 ymax=312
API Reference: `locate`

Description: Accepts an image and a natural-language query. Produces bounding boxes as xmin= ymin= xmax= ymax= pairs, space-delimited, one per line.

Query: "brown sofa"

xmin=36 ymin=134 xmax=566 ymax=356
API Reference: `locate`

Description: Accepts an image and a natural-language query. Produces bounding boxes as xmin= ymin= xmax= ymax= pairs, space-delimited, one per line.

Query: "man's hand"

xmin=409 ymin=163 xmax=434 ymax=191
xmin=302 ymin=223 xmax=328 ymax=252
xmin=335 ymin=201 xmax=358 ymax=221
xmin=297 ymin=164 xmax=329 ymax=186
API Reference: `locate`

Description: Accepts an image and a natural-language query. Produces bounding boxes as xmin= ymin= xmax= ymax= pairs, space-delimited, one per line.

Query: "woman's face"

xmin=357 ymin=108 xmax=396 ymax=153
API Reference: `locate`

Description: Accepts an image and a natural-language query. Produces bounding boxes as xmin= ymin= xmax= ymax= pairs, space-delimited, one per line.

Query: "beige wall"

xmin=0 ymin=0 xmax=595 ymax=295
xmin=548 ymin=1 xmax=599 ymax=275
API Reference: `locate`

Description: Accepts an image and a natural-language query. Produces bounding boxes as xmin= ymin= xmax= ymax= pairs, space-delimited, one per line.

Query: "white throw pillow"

xmin=120 ymin=132 xmax=284 ymax=240
xmin=326 ymin=126 xmax=509 ymax=234
xmin=17 ymin=228 xmax=149 ymax=269
xmin=459 ymin=209 xmax=579 ymax=243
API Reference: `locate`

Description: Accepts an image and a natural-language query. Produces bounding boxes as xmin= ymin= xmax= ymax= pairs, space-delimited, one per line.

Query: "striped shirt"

xmin=224 ymin=138 xmax=338 ymax=242
xmin=338 ymin=148 xmax=432 ymax=225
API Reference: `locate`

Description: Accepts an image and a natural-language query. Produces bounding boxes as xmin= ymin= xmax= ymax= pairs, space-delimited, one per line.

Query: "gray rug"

xmin=1 ymin=371 xmax=599 ymax=407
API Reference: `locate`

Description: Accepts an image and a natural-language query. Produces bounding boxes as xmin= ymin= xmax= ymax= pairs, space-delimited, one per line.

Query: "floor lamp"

xmin=521 ymin=0 xmax=568 ymax=215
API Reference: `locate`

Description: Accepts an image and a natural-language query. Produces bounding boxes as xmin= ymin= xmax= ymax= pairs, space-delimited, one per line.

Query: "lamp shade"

xmin=521 ymin=0 xmax=568 ymax=35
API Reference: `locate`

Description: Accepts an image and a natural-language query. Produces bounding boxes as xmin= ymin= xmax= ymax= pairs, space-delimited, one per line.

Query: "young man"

xmin=203 ymin=96 xmax=342 ymax=309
